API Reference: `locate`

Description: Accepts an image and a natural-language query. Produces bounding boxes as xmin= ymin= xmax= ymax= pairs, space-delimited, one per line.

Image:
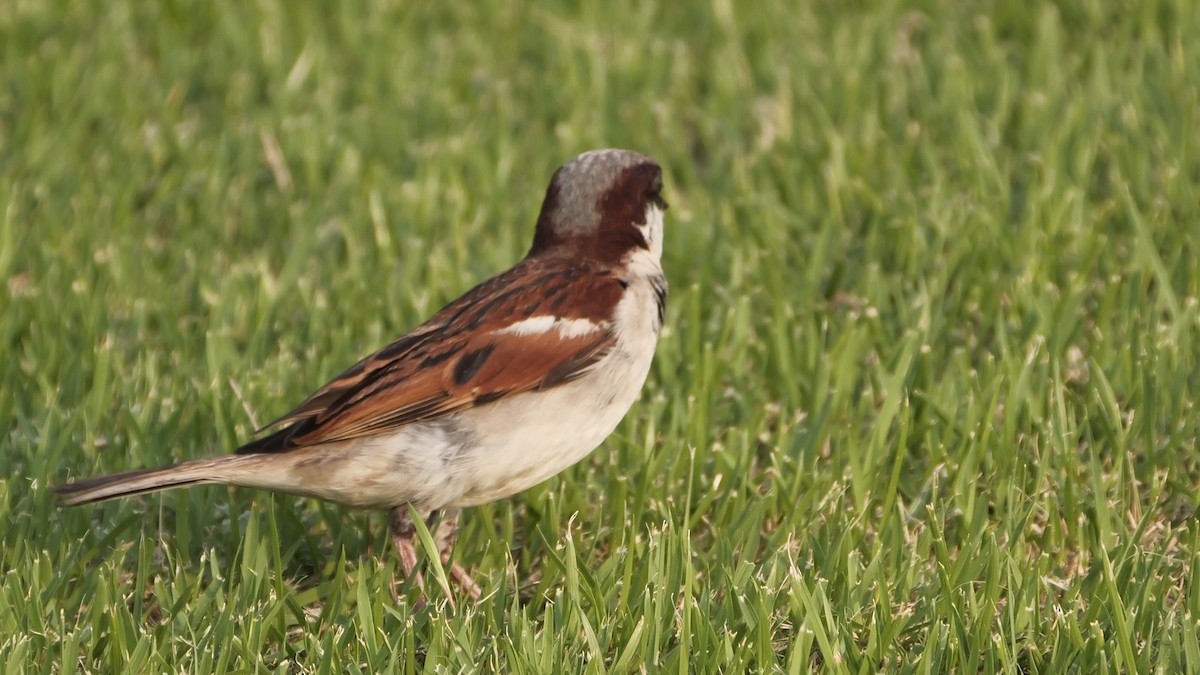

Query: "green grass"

xmin=3 ymin=0 xmax=1200 ymax=671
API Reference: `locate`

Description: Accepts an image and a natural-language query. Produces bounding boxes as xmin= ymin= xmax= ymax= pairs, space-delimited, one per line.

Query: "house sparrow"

xmin=55 ymin=149 xmax=669 ymax=599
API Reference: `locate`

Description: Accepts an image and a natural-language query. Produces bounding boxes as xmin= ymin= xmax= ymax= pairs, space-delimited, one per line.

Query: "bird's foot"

xmin=389 ymin=506 xmax=481 ymax=606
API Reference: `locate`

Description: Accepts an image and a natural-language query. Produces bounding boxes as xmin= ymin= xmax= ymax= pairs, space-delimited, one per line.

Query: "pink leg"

xmin=389 ymin=507 xmax=482 ymax=602
xmin=389 ymin=507 xmax=426 ymax=603
xmin=435 ymin=512 xmax=482 ymax=600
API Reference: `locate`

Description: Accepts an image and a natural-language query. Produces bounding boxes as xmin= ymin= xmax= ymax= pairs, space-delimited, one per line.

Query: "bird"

xmin=55 ymin=148 xmax=669 ymax=600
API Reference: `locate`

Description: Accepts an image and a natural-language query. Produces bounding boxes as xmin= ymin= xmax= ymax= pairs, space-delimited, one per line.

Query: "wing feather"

xmin=237 ymin=257 xmax=623 ymax=454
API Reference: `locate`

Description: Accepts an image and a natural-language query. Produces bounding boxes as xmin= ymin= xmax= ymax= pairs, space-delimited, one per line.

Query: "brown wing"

xmin=236 ymin=257 xmax=624 ymax=454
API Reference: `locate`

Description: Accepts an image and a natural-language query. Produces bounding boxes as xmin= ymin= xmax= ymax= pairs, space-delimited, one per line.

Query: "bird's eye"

xmin=645 ymin=172 xmax=667 ymax=210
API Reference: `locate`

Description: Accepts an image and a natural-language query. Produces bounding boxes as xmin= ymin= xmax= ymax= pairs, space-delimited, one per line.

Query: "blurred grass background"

xmin=3 ymin=0 xmax=1199 ymax=671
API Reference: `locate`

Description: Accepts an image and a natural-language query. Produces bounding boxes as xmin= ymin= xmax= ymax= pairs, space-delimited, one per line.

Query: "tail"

xmin=54 ymin=456 xmax=268 ymax=506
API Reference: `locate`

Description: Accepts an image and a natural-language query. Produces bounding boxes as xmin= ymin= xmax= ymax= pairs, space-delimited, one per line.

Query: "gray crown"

xmin=545 ymin=149 xmax=656 ymax=235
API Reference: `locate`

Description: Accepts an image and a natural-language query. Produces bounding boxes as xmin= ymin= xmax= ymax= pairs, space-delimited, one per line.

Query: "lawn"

xmin=3 ymin=0 xmax=1199 ymax=672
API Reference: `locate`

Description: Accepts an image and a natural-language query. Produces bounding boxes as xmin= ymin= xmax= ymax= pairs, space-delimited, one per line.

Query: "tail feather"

xmin=54 ymin=457 xmax=258 ymax=506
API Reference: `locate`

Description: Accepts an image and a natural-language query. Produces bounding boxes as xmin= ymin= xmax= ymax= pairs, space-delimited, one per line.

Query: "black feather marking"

xmin=420 ymin=343 xmax=464 ymax=368
xmin=453 ymin=345 xmax=495 ymax=386
xmin=465 ymin=288 xmax=521 ymax=330
xmin=652 ymin=275 xmax=668 ymax=326
xmin=374 ymin=333 xmax=422 ymax=362
xmin=235 ymin=426 xmax=297 ymax=455
xmin=536 ymin=268 xmax=574 ymax=285
xmin=540 ymin=335 xmax=612 ymax=389
xmin=474 ymin=390 xmax=506 ymax=406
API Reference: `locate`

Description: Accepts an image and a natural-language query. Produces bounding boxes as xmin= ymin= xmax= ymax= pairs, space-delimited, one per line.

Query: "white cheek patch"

xmin=496 ymin=315 xmax=604 ymax=338
xmin=636 ymin=204 xmax=664 ymax=261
